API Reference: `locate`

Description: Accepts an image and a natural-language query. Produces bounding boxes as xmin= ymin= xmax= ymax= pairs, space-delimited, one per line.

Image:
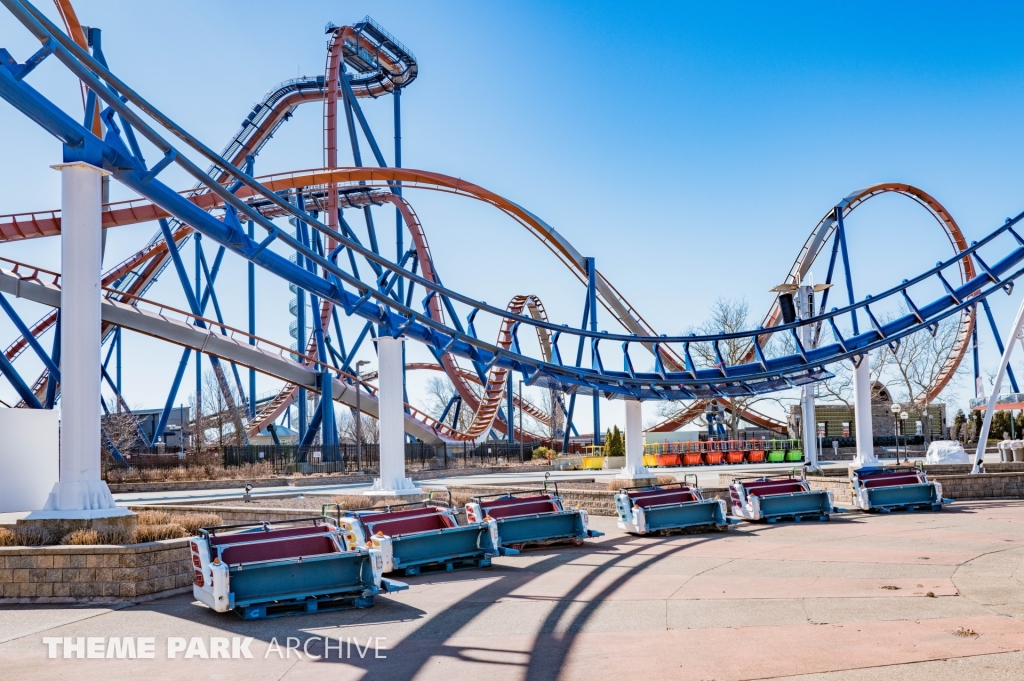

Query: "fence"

xmin=104 ymin=441 xmax=550 ymax=479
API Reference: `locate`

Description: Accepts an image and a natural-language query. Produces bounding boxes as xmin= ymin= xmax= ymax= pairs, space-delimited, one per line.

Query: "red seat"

xmin=742 ymin=480 xmax=806 ymax=496
xmin=862 ymin=473 xmax=924 ymax=489
xmin=210 ymin=524 xmax=331 ymax=547
xmin=364 ymin=511 xmax=454 ymax=537
xmin=220 ymin=534 xmax=338 ymax=565
xmin=482 ymin=499 xmax=560 ymax=519
xmin=628 ymin=488 xmax=699 ymax=508
xmin=481 ymin=494 xmax=555 ymax=510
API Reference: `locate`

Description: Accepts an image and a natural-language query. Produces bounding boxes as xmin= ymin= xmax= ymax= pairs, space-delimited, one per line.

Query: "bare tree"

xmin=191 ymin=369 xmax=247 ymax=449
xmin=879 ymin=313 xmax=961 ymax=443
xmin=101 ymin=408 xmax=142 ymax=458
xmin=422 ymin=376 xmax=477 ymax=433
xmin=338 ymin=409 xmax=380 ymax=444
xmin=685 ymin=298 xmax=797 ymax=438
xmin=541 ymin=388 xmax=566 ymax=439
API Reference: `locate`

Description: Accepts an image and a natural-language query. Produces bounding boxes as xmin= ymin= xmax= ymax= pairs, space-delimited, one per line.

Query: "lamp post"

xmin=900 ymin=411 xmax=909 ymax=463
xmin=355 ymin=360 xmax=370 ymax=472
xmin=890 ymin=403 xmax=902 ymax=462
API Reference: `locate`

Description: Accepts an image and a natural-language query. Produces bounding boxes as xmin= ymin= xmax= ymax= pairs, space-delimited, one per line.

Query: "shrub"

xmin=60 ymin=529 xmax=133 ymax=545
xmin=133 ymin=524 xmax=189 ymax=543
xmin=169 ymin=513 xmax=222 ymax=535
xmin=60 ymin=529 xmax=100 ymax=545
xmin=330 ymin=495 xmax=380 ymax=511
xmin=605 ymin=426 xmax=625 ymax=457
xmin=0 ymin=526 xmax=55 ymax=546
xmin=0 ymin=527 xmax=16 ymax=546
xmin=532 ymin=446 xmax=552 ymax=460
xmin=136 ymin=510 xmax=173 ymax=526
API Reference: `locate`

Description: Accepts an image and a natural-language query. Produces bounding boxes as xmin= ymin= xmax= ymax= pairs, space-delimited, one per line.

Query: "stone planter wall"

xmin=107 ymin=463 xmax=551 ymax=494
xmin=0 ymin=538 xmax=191 ymax=603
xmin=128 ymin=504 xmax=314 ymax=524
xmin=804 ymin=470 xmax=1024 ymax=503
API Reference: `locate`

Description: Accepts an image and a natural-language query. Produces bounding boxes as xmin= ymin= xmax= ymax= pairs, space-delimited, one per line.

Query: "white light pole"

xmin=900 ymin=411 xmax=909 ymax=463
xmin=890 ymin=403 xmax=902 ymax=463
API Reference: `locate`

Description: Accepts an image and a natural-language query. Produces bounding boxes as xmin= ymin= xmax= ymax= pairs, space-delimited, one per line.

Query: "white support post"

xmin=798 ymin=285 xmax=819 ymax=471
xmin=616 ymin=399 xmax=653 ymax=483
xmin=852 ymin=351 xmax=878 ymax=468
xmin=31 ymin=162 xmax=130 ymax=521
xmin=972 ymin=294 xmax=1024 ymax=473
xmin=369 ymin=336 xmax=420 ymax=496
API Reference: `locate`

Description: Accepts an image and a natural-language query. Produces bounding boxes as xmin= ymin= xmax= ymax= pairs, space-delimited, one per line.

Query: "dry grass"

xmin=136 ymin=510 xmax=173 ymax=526
xmin=656 ymin=475 xmax=680 ymax=486
xmin=169 ymin=513 xmax=222 ymax=534
xmin=954 ymin=626 xmax=979 ymax=637
xmin=133 ymin=524 xmax=189 ymax=542
xmin=449 ymin=490 xmax=475 ymax=508
xmin=59 ymin=529 xmax=133 ymax=545
xmin=329 ymin=495 xmax=382 ymax=511
xmin=106 ymin=461 xmax=278 ymax=484
xmin=0 ymin=526 xmax=54 ymax=546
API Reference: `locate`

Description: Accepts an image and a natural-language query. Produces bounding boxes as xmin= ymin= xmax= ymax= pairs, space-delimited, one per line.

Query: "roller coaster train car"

xmin=850 ymin=465 xmax=950 ymax=513
xmin=328 ymin=497 xmax=498 ymax=576
xmin=729 ymin=473 xmax=833 ymax=523
xmin=190 ymin=517 xmax=407 ymax=620
xmin=465 ymin=486 xmax=603 ymax=551
xmin=615 ymin=477 xmax=730 ymax=535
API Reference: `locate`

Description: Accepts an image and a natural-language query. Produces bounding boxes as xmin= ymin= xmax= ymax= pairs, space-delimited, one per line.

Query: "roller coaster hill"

xmin=0 ymin=0 xmax=1020 ymax=478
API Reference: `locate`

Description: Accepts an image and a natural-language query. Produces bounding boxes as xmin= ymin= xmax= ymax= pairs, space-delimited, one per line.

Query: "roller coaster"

xmin=0 ymin=0 xmax=1022 ymax=457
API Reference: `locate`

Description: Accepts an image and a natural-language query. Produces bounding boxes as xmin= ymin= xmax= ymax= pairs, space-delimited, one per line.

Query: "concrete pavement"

xmin=109 ymin=459 xmax=876 ymax=506
xmin=2 ymin=499 xmax=1022 ymax=680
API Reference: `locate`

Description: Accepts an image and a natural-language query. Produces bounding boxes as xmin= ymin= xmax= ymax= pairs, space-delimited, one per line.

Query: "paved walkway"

xmin=110 ymin=458 xmax=896 ymax=506
xmin=2 ymin=499 xmax=1023 ymax=680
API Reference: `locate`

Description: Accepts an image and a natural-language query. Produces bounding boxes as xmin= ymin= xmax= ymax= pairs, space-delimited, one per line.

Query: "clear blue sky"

xmin=1 ymin=1 xmax=1023 ymax=430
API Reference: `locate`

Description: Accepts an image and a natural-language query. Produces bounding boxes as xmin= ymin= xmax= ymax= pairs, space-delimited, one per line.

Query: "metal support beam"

xmin=507 ymin=370 xmax=514 ymax=443
xmin=981 ymin=297 xmax=1019 ymax=393
xmin=974 ymin=294 xmax=1024 ymax=473
xmin=44 ymin=311 xmax=60 ymax=408
xmin=587 ymin=256 xmax=600 ymax=445
xmin=246 ymin=155 xmax=256 ymax=418
xmin=836 ymin=208 xmax=860 ymax=335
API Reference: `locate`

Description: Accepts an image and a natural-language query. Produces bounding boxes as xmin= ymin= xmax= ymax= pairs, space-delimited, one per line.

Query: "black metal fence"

xmin=104 ymin=441 xmax=552 ymax=479
xmin=817 ymin=436 xmax=926 ymax=449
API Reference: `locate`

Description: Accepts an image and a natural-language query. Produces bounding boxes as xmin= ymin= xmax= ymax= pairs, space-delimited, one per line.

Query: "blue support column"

xmin=115 ymin=326 xmax=121 ymax=395
xmin=507 ymin=371 xmax=515 ymax=443
xmin=836 ymin=208 xmax=860 ymax=335
xmin=194 ymin=231 xmax=202 ymax=414
xmin=45 ymin=311 xmax=61 ymax=408
xmin=394 ymin=88 xmax=404 ymax=303
xmin=587 ymin=257 xmax=601 ymax=445
xmin=972 ymin=306 xmax=981 ymax=399
xmin=246 ymin=155 xmax=256 ymax=418
xmin=294 ymin=196 xmax=308 ymax=442
xmin=0 ymin=292 xmax=59 ymax=377
xmin=562 ymin=289 xmax=591 ymax=453
xmin=981 ymin=297 xmax=1019 ymax=392
xmin=0 ymin=350 xmax=41 ymax=408
xmin=320 ymin=372 xmax=337 ymax=450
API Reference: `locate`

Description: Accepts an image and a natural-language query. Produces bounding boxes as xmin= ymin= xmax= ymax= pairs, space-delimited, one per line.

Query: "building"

xmin=130 ymin=407 xmax=189 ymax=449
xmin=788 ymin=383 xmax=947 ymax=441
